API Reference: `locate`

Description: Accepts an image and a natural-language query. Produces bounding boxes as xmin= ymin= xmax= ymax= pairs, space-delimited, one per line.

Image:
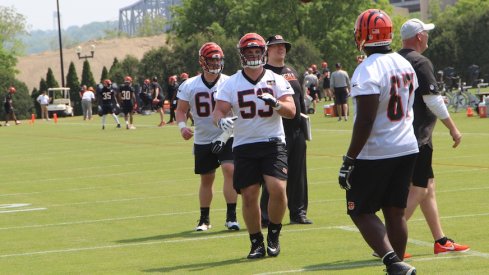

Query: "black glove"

xmin=338 ymin=155 xmax=355 ymax=190
xmin=211 ymin=131 xmax=231 ymax=154
xmin=258 ymin=93 xmax=281 ymax=110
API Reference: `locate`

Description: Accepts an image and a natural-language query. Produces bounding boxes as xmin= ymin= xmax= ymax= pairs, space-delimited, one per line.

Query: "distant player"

xmin=3 ymin=86 xmax=21 ymax=126
xmin=213 ymin=33 xmax=296 ymax=259
xmin=338 ymin=9 xmax=418 ymax=275
xmin=97 ymin=79 xmax=121 ymax=130
xmin=150 ymin=77 xmax=166 ymax=127
xmin=118 ymin=76 xmax=137 ymax=129
xmin=176 ymin=42 xmax=240 ymax=232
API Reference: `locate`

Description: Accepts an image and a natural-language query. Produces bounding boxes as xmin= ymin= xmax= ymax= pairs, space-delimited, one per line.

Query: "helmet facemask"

xmin=239 ymin=46 xmax=267 ymax=69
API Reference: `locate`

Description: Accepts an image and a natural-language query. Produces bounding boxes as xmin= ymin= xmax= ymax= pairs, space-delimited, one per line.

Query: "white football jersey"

xmin=350 ymin=52 xmax=419 ymax=160
xmin=177 ymin=74 xmax=230 ymax=144
xmin=215 ymin=69 xmax=294 ymax=148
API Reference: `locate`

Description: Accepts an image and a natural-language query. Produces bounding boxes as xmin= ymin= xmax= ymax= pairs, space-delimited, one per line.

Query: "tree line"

xmin=1 ymin=0 xmax=488 ymax=119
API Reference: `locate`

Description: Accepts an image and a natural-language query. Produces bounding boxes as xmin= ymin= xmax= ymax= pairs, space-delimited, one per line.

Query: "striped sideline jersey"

xmin=215 ymin=69 xmax=294 ymax=148
xmin=177 ymin=74 xmax=230 ymax=145
xmin=350 ymin=52 xmax=419 ymax=160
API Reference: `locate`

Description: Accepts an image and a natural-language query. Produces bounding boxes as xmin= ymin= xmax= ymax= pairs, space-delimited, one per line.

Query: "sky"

xmin=2 ymin=0 xmax=138 ymax=31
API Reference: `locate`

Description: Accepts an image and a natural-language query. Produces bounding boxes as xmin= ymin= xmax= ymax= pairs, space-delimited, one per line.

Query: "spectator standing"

xmin=213 ymin=33 xmax=296 ymax=259
xmin=398 ymin=18 xmax=469 ymax=255
xmin=3 ymin=86 xmax=20 ymax=126
xmin=166 ymin=75 xmax=179 ymax=125
xmin=97 ymin=79 xmax=121 ymax=130
xmin=260 ymin=34 xmax=312 ymax=225
xmin=176 ymin=42 xmax=240 ymax=232
xmin=37 ymin=90 xmax=50 ymax=121
xmin=118 ymin=76 xmax=137 ymax=129
xmin=339 ymin=9 xmax=418 ymax=274
xmin=81 ymin=86 xmax=95 ymax=120
xmin=303 ymin=68 xmax=319 ymax=113
xmin=150 ymin=77 xmax=166 ymax=127
xmin=330 ymin=63 xmax=350 ymax=121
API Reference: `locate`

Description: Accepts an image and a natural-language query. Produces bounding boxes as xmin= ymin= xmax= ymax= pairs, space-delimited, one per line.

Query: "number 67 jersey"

xmin=350 ymin=52 xmax=419 ymax=160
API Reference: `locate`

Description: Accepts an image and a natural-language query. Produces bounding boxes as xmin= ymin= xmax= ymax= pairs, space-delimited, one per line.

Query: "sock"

xmin=226 ymin=203 xmax=237 ymax=222
xmin=125 ymin=120 xmax=129 ymax=125
xmin=249 ymin=232 xmax=264 ymax=246
xmin=436 ymin=236 xmax=448 ymax=245
xmin=112 ymin=113 xmax=120 ymax=124
xmin=382 ymin=251 xmax=401 ymax=266
xmin=268 ymin=222 xmax=282 ymax=240
xmin=102 ymin=115 xmax=106 ymax=126
xmin=200 ymin=207 xmax=210 ymax=223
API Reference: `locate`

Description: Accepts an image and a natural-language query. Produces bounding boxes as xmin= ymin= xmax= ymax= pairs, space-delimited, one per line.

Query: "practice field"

xmin=1 ymin=110 xmax=488 ymax=274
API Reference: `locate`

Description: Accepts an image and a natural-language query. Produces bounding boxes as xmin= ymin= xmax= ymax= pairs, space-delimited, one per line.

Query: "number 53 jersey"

xmin=215 ymin=69 xmax=294 ymax=148
xmin=350 ymin=52 xmax=419 ymax=160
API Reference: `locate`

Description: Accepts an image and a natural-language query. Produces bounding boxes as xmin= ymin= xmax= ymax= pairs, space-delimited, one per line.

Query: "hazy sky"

xmin=2 ymin=0 xmax=138 ymax=31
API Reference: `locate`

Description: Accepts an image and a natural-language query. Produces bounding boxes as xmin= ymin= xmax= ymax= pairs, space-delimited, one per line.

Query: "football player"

xmin=3 ymin=86 xmax=21 ymax=126
xmin=176 ymin=42 xmax=240 ymax=232
xmin=97 ymin=79 xmax=121 ymax=130
xmin=118 ymin=76 xmax=137 ymax=129
xmin=150 ymin=77 xmax=166 ymax=127
xmin=338 ymin=9 xmax=418 ymax=275
xmin=213 ymin=33 xmax=296 ymax=259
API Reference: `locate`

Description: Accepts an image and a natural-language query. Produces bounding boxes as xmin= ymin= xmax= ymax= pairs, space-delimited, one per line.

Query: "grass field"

xmin=1 ymin=108 xmax=488 ymax=274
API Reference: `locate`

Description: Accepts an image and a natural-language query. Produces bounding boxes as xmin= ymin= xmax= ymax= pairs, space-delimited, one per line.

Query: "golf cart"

xmin=47 ymin=88 xmax=74 ymax=117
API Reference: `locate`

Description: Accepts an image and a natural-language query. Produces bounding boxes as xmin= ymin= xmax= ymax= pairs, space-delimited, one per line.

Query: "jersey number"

xmin=387 ymin=73 xmax=414 ymax=121
xmin=237 ymin=88 xmax=274 ymax=119
xmin=194 ymin=92 xmax=216 ymax=117
xmin=121 ymin=90 xmax=131 ymax=100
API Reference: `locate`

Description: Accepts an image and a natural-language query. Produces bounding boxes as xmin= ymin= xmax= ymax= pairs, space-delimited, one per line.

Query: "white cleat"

xmin=225 ymin=221 xmax=240 ymax=231
xmin=195 ymin=223 xmax=211 ymax=231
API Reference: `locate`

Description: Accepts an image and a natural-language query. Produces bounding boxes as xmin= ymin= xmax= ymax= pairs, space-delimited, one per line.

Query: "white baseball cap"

xmin=400 ymin=18 xmax=435 ymax=40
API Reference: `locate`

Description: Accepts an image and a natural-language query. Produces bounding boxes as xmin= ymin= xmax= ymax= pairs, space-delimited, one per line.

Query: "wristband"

xmin=178 ymin=122 xmax=187 ymax=130
xmin=273 ymin=103 xmax=282 ymax=111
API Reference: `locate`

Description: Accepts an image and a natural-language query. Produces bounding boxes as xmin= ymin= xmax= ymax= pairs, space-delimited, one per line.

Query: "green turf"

xmin=0 ymin=109 xmax=488 ymax=274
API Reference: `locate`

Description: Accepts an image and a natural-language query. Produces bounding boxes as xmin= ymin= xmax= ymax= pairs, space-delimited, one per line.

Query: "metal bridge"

xmin=119 ymin=0 xmax=181 ymax=36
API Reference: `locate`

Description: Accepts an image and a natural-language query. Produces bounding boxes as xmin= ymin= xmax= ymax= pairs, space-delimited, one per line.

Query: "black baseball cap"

xmin=266 ymin=34 xmax=291 ymax=52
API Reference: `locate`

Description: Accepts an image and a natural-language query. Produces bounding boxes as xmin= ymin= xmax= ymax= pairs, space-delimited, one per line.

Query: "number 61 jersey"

xmin=350 ymin=52 xmax=419 ymax=160
xmin=177 ymin=74 xmax=229 ymax=145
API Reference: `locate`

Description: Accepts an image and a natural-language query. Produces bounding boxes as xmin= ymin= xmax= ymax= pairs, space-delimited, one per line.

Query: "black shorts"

xmin=194 ymin=138 xmax=233 ymax=174
xmin=346 ymin=154 xmax=417 ymax=216
xmin=153 ymin=97 xmax=164 ymax=109
xmin=102 ymin=104 xmax=114 ymax=115
xmin=122 ymin=103 xmax=133 ymax=114
xmin=233 ymin=141 xmax=288 ymax=193
xmin=334 ymin=87 xmax=348 ymax=104
xmin=412 ymin=144 xmax=434 ymax=188
xmin=323 ymin=79 xmax=330 ymax=89
xmin=4 ymin=105 xmax=13 ymax=114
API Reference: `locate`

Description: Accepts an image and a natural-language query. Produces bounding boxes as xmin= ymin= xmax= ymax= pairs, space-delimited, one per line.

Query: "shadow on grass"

xmin=142 ymin=257 xmax=250 ymax=273
xmin=115 ymin=229 xmax=243 ymax=243
xmin=304 ymin=259 xmax=382 ymax=272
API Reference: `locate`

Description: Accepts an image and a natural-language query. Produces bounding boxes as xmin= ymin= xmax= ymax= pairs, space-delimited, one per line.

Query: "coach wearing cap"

xmin=259 ymin=34 xmax=312 ymax=226
xmin=398 ymin=19 xmax=467 ymax=254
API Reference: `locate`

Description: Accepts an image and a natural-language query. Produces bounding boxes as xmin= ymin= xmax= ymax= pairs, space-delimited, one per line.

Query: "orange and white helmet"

xmin=103 ymin=79 xmax=112 ymax=87
xmin=180 ymin=72 xmax=189 ymax=80
xmin=354 ymin=9 xmax=393 ymax=51
xmin=199 ymin=42 xmax=224 ymax=74
xmin=237 ymin=33 xmax=267 ymax=69
xmin=124 ymin=76 xmax=132 ymax=83
xmin=8 ymin=86 xmax=16 ymax=93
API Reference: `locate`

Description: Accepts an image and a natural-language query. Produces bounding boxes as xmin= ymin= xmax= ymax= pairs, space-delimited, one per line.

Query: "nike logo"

xmin=443 ymin=244 xmax=455 ymax=250
xmin=268 ymin=247 xmax=277 ymax=253
xmin=352 ymin=84 xmax=358 ymax=87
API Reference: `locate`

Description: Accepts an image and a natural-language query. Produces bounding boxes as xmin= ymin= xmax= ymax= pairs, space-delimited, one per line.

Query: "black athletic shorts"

xmin=122 ymin=103 xmax=134 ymax=114
xmin=346 ymin=153 xmax=417 ymax=216
xmin=334 ymin=87 xmax=348 ymax=104
xmin=233 ymin=141 xmax=288 ymax=193
xmin=412 ymin=144 xmax=434 ymax=188
xmin=194 ymin=137 xmax=233 ymax=174
xmin=101 ymin=104 xmax=114 ymax=115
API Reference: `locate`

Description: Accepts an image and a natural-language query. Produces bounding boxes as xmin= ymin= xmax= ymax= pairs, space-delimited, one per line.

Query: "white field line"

xmin=0 ymin=208 xmax=46 ymax=214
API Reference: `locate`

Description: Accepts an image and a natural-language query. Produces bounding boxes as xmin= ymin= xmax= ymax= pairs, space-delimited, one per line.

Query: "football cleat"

xmin=266 ymin=234 xmax=281 ymax=257
xmin=116 ymin=124 xmax=121 ymax=128
xmin=385 ymin=261 xmax=416 ymax=275
xmin=224 ymin=221 xmax=240 ymax=231
xmin=434 ymin=238 xmax=470 ymax=254
xmin=247 ymin=242 xmax=265 ymax=259
xmin=195 ymin=220 xmax=211 ymax=231
xmin=158 ymin=121 xmax=166 ymax=127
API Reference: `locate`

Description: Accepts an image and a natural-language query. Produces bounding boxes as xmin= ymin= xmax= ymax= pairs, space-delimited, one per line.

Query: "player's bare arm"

xmin=346 ymin=94 xmax=379 ymax=159
xmin=276 ymin=94 xmax=296 ymax=119
xmin=176 ymin=99 xmax=193 ymax=140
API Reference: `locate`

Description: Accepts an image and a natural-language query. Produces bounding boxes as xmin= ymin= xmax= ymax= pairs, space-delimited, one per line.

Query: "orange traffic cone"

xmin=53 ymin=113 xmax=58 ymax=123
xmin=466 ymin=107 xmax=474 ymax=117
xmin=30 ymin=113 xmax=35 ymax=125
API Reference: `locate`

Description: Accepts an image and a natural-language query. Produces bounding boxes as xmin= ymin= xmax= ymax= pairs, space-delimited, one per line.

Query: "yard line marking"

xmin=0 ymin=208 xmax=46 ymax=214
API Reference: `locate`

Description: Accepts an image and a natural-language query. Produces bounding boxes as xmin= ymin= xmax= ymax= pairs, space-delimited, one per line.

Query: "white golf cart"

xmin=47 ymin=87 xmax=74 ymax=117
